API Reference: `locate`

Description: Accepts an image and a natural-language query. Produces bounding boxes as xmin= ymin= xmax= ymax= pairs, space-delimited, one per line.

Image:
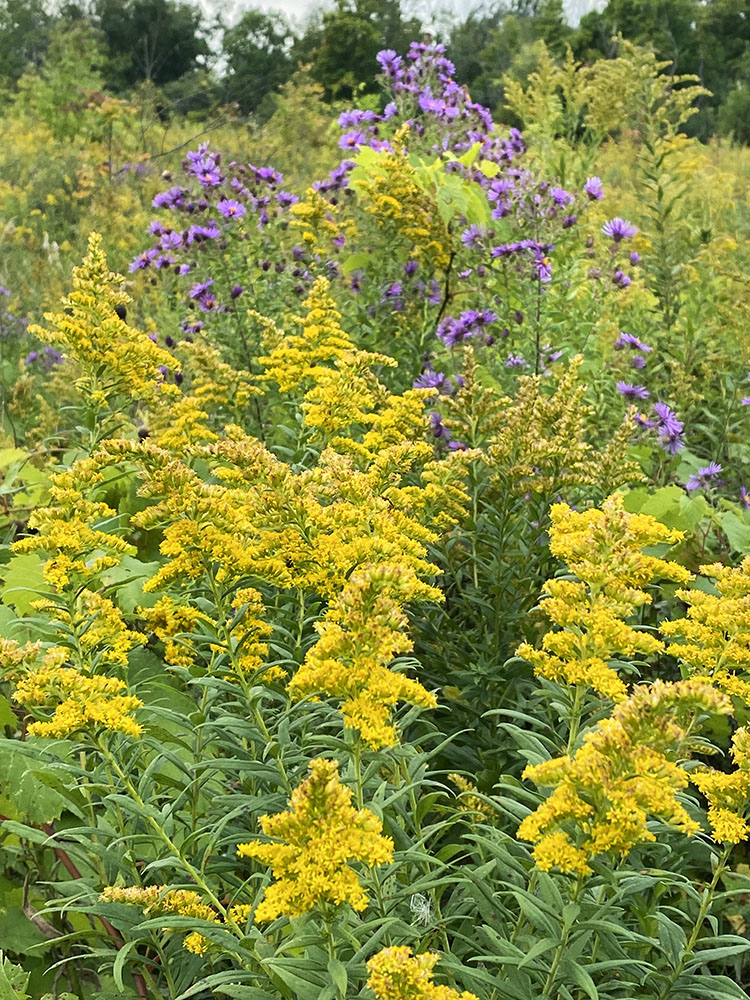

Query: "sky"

xmin=199 ymin=0 xmax=604 ymax=31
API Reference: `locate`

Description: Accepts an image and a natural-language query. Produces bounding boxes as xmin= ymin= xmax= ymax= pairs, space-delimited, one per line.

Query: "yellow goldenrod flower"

xmin=28 ymin=233 xmax=178 ymax=428
xmin=518 ymin=679 xmax=732 ymax=873
xmin=662 ymin=557 xmax=750 ymax=701
xmin=518 ymin=494 xmax=692 ymax=701
xmin=289 ymin=564 xmax=437 ymax=748
xmin=100 ymin=885 xmax=217 ymax=955
xmin=367 ymin=945 xmax=478 ymax=1000
xmin=14 ymin=661 xmax=142 ymax=739
xmin=237 ymin=758 xmax=393 ymax=921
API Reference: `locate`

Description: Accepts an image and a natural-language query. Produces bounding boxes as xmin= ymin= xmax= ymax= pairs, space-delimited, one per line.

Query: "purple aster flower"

xmin=429 ymin=410 xmax=445 ymax=438
xmin=404 ymin=259 xmax=419 ymax=277
xmin=129 ymin=248 xmax=158 ymax=272
xmin=740 ymin=487 xmax=750 ymax=508
xmin=562 ymin=214 xmax=578 ymax=228
xmin=550 ymin=186 xmax=574 ymax=206
xmin=686 ymin=462 xmax=723 ymax=491
xmin=631 ymin=355 xmax=647 ymax=370
xmin=652 ymin=401 xmax=685 ymax=454
xmin=615 ymin=332 xmax=652 ymax=353
xmin=0 ymin=286 xmax=10 ymax=297
xmin=339 ymin=130 xmax=367 ymax=151
xmin=613 ymin=269 xmax=632 ymax=288
xmin=414 ymin=367 xmax=446 ymax=391
xmin=505 ymin=353 xmax=527 ymax=368
xmin=461 ymin=224 xmax=486 ymax=249
xmin=189 ymin=279 xmax=214 ymax=300
xmin=630 ymin=251 xmax=641 ymax=265
xmin=616 ymin=381 xmax=650 ymax=400
xmin=217 ymin=199 xmax=246 ymax=219
xmin=584 ymin=176 xmax=604 ymax=200
xmin=602 ymin=217 xmax=639 ymax=242
xmin=230 ymin=285 xmax=243 ymax=299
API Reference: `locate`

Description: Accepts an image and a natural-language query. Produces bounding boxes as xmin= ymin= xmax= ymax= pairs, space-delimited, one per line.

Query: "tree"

xmin=221 ymin=8 xmax=295 ymax=116
xmin=93 ymin=0 xmax=209 ymax=90
xmin=0 ymin=0 xmax=50 ymax=91
xmin=295 ymin=0 xmax=422 ymax=100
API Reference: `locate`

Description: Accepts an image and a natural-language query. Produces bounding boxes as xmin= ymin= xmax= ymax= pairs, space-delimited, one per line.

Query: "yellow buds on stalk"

xmin=28 ymin=233 xmax=178 ymax=419
xmin=289 ymin=564 xmax=437 ymax=748
xmin=518 ymin=679 xmax=732 ymax=874
xmin=662 ymin=556 xmax=750 ymax=702
xmin=517 ymin=495 xmax=691 ymax=701
xmin=237 ymin=758 xmax=393 ymax=921
xmin=367 ymin=946 xmax=478 ymax=1000
xmin=12 ymin=649 xmax=143 ymax=739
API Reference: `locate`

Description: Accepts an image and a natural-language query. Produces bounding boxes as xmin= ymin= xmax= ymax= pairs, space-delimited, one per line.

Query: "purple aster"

xmin=631 ymin=355 xmax=647 ymax=370
xmin=550 ymin=186 xmax=574 ymax=206
xmin=129 ymin=248 xmax=158 ymax=272
xmin=404 ymin=259 xmax=419 ymax=277
xmin=429 ymin=410 xmax=445 ymax=438
xmin=584 ymin=176 xmax=604 ymax=200
xmin=652 ymin=401 xmax=685 ymax=454
xmin=686 ymin=462 xmax=723 ymax=491
xmin=217 ymin=199 xmax=246 ymax=219
xmin=339 ymin=130 xmax=367 ymax=151
xmin=189 ymin=279 xmax=214 ymax=300
xmin=616 ymin=381 xmax=650 ymax=400
xmin=740 ymin=487 xmax=750 ymax=508
xmin=613 ymin=270 xmax=632 ymax=288
xmin=505 ymin=353 xmax=527 ymax=368
xmin=461 ymin=224 xmax=486 ymax=249
xmin=630 ymin=251 xmax=640 ymax=265
xmin=602 ymin=217 xmax=639 ymax=242
xmin=414 ymin=367 xmax=447 ymax=391
xmin=615 ymin=332 xmax=652 ymax=353
xmin=230 ymin=285 xmax=243 ymax=299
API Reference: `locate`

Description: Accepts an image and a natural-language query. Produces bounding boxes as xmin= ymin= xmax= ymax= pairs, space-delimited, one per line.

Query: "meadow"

xmin=2 ymin=29 xmax=750 ymax=1000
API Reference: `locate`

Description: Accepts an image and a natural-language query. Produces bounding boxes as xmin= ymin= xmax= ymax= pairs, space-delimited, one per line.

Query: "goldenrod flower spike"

xmin=518 ymin=679 xmax=732 ymax=874
xmin=517 ymin=494 xmax=692 ymax=701
xmin=28 ymin=232 xmax=178 ymax=421
xmin=367 ymin=946 xmax=478 ymax=1000
xmin=662 ymin=556 xmax=750 ymax=702
xmin=237 ymin=758 xmax=393 ymax=922
xmin=289 ymin=563 xmax=438 ymax=748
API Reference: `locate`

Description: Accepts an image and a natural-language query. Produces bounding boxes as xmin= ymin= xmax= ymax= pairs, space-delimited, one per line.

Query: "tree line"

xmin=2 ymin=0 xmax=749 ymax=142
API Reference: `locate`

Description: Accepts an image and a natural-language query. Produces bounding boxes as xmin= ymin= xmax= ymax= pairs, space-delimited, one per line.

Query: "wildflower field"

xmin=4 ymin=23 xmax=750 ymax=1000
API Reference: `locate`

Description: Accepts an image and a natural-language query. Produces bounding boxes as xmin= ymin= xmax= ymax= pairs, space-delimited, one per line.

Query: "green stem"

xmin=655 ymin=845 xmax=732 ymax=1000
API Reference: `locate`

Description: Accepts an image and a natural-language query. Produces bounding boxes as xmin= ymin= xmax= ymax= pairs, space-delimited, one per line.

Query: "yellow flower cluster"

xmin=691 ymin=726 xmax=750 ymax=844
xmin=517 ymin=495 xmax=692 ymax=701
xmin=259 ymin=277 xmax=356 ymax=393
xmin=140 ymin=595 xmax=210 ymax=667
xmin=486 ymin=359 xmax=643 ymax=498
xmin=28 ymin=233 xmax=178 ymax=421
xmin=289 ymin=187 xmax=350 ymax=256
xmin=229 ymin=587 xmax=274 ymax=678
xmin=353 ymin=137 xmax=452 ymax=270
xmin=366 ymin=946 xmax=478 ymax=1000
xmin=14 ymin=460 xmax=135 ymax=591
xmin=100 ymin=885 xmax=218 ymax=955
xmin=13 ymin=651 xmax=143 ymax=739
xmin=290 ymin=564 xmax=438 ymax=748
xmin=661 ymin=557 xmax=750 ymax=702
xmin=237 ymin=758 xmax=393 ymax=921
xmin=518 ymin=679 xmax=731 ymax=874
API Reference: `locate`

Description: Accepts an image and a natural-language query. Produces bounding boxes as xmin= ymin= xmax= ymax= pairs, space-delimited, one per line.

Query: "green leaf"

xmin=0 ymin=954 xmax=29 ymax=1000
xmin=327 ymin=958 xmax=347 ymax=995
xmin=719 ymin=511 xmax=750 ymax=553
xmin=1 ymin=554 xmax=51 ymax=615
xmin=0 ymin=744 xmax=67 ymax=824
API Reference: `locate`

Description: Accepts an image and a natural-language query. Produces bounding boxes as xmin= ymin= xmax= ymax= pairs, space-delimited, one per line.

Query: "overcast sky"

xmin=199 ymin=0 xmax=603 ymax=31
